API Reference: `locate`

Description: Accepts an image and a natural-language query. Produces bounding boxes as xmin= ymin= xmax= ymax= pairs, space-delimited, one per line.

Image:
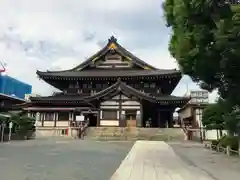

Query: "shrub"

xmin=218 ymin=135 xmax=228 ymax=147
xmin=211 ymin=140 xmax=219 ymax=149
xmin=219 ymin=135 xmax=239 ymax=151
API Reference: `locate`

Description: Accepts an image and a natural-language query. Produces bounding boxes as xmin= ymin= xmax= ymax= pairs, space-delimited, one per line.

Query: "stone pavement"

xmin=169 ymin=141 xmax=240 ymax=180
xmin=0 ymin=138 xmax=132 ymax=180
xmin=1 ymin=139 xmax=240 ymax=180
xmin=111 ymin=141 xmax=216 ymax=180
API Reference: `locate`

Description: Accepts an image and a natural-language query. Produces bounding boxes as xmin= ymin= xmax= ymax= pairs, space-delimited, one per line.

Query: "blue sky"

xmin=0 ymin=0 xmax=218 ymax=102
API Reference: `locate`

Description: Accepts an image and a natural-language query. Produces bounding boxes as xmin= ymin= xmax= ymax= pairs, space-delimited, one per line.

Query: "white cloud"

xmin=0 ymin=0 xmax=218 ymax=101
xmin=135 ymin=47 xmax=178 ymax=69
xmin=51 ymin=57 xmax=79 ymax=70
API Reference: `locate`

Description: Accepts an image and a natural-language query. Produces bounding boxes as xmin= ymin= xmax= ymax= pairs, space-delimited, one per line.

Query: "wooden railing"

xmin=205 ymin=142 xmax=240 ymax=156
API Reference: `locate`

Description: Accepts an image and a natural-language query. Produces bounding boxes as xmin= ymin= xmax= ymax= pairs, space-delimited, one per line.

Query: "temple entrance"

xmin=141 ymin=101 xmax=175 ymax=128
xmin=126 ymin=110 xmax=137 ymax=127
xmin=142 ymin=101 xmax=158 ymax=127
xmin=86 ymin=113 xmax=98 ymax=127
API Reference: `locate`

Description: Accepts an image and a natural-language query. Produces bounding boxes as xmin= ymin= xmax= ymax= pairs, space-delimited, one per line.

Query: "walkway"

xmin=169 ymin=141 xmax=240 ymax=180
xmin=0 ymin=139 xmax=132 ymax=180
xmin=111 ymin=141 xmax=219 ymax=180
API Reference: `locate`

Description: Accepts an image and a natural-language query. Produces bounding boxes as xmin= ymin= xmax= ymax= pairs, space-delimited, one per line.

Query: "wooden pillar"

xmin=119 ymin=94 xmax=125 ymax=127
xmin=97 ymin=110 xmax=100 ymax=127
xmin=139 ymin=101 xmax=143 ymax=127
xmin=157 ymin=110 xmax=161 ymax=128
xmin=167 ymin=110 xmax=174 ymax=128
xmin=40 ymin=113 xmax=44 ymax=127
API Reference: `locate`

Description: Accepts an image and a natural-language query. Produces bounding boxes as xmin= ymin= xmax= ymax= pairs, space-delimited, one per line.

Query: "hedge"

xmin=211 ymin=135 xmax=239 ymax=151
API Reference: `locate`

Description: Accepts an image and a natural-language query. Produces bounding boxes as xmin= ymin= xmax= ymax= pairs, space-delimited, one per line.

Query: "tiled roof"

xmin=37 ymin=69 xmax=180 ymax=78
xmin=36 ymin=36 xmax=181 ymax=79
xmin=31 ymin=79 xmax=189 ymax=105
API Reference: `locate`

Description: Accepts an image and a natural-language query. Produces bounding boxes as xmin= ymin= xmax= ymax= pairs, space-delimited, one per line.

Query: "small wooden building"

xmin=23 ymin=36 xmax=189 ymax=131
xmin=177 ymin=103 xmax=207 ymax=129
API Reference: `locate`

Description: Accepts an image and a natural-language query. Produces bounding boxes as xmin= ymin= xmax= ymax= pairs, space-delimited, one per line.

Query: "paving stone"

xmin=111 ymin=141 xmax=215 ymax=180
xmin=169 ymin=141 xmax=240 ymax=180
xmin=0 ymin=138 xmax=132 ymax=180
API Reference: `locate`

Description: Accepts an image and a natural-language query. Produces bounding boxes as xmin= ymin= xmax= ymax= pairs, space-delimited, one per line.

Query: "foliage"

xmin=0 ymin=113 xmax=35 ymax=136
xmin=211 ymin=135 xmax=239 ymax=151
xmin=202 ymin=99 xmax=226 ymax=130
xmin=12 ymin=114 xmax=35 ymax=135
xmin=223 ymin=105 xmax=240 ymax=135
xmin=211 ymin=139 xmax=220 ymax=150
xmin=218 ymin=135 xmax=239 ymax=151
xmin=163 ymin=0 xmax=240 ymax=105
xmin=0 ymin=115 xmax=9 ymax=123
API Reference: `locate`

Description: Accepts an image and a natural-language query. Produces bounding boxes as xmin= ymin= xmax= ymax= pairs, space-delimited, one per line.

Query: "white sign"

xmin=76 ymin=115 xmax=85 ymax=122
xmin=9 ymin=122 xmax=13 ymax=129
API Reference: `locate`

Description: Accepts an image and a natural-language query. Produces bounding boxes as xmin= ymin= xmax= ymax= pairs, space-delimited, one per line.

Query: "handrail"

xmin=205 ymin=142 xmax=239 ymax=156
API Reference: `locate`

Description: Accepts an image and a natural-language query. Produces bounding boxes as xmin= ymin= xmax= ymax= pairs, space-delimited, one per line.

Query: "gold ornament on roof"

xmin=109 ymin=43 xmax=117 ymax=50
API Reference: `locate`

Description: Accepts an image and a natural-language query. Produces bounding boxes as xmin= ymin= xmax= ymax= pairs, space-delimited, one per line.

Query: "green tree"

xmin=10 ymin=114 xmax=35 ymax=136
xmin=202 ymin=100 xmax=226 ymax=138
xmin=223 ymin=105 xmax=240 ymax=136
xmin=163 ymin=0 xmax=240 ymax=105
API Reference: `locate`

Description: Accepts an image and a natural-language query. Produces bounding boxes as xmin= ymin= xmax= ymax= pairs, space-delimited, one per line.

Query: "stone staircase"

xmin=84 ymin=127 xmax=185 ymax=141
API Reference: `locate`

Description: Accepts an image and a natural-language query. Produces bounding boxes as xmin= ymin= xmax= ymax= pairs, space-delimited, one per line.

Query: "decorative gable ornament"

xmin=108 ymin=43 xmax=117 ymax=50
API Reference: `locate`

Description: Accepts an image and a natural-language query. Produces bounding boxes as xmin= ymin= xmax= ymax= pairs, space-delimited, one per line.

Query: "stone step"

xmin=84 ymin=127 xmax=185 ymax=141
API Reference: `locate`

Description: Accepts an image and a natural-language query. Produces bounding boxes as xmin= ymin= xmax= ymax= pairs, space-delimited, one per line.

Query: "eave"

xmin=36 ymin=69 xmax=182 ymax=80
xmin=84 ymin=79 xmax=156 ymax=102
xmin=30 ymin=79 xmax=189 ymax=106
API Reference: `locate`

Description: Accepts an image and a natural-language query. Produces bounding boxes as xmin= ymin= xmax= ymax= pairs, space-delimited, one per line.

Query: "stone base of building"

xmin=86 ymin=127 xmax=185 ymax=141
xmin=35 ymin=126 xmax=185 ymax=141
xmin=35 ymin=127 xmax=70 ymax=138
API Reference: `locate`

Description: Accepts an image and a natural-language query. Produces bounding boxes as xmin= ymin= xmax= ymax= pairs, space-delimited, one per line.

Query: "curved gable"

xmin=71 ymin=36 xmax=157 ymax=71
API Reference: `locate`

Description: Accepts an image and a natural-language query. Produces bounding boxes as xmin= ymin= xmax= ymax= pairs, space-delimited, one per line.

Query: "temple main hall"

xmin=23 ymin=36 xmax=189 ymax=129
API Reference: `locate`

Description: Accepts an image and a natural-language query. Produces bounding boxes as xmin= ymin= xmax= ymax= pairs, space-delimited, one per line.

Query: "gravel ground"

xmin=0 ymin=138 xmax=133 ymax=180
xmin=169 ymin=141 xmax=240 ymax=180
